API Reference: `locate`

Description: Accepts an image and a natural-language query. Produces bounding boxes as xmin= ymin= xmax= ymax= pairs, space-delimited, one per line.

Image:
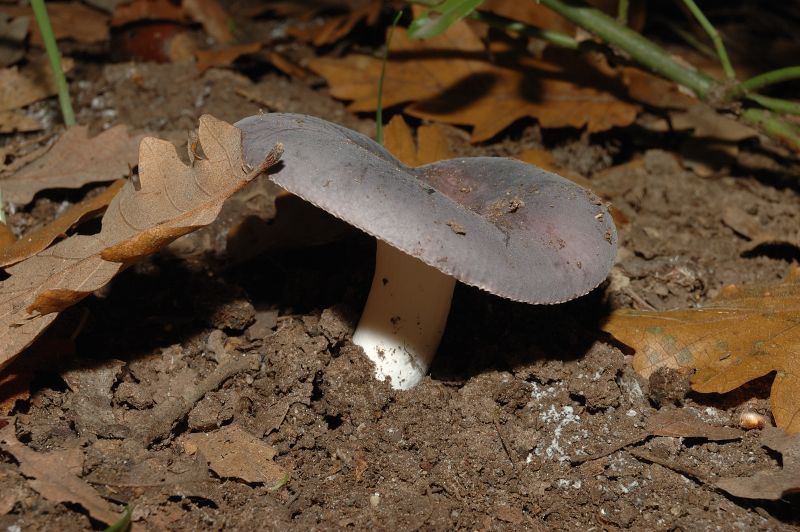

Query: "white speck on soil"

xmin=536 ymin=405 xmax=582 ymax=463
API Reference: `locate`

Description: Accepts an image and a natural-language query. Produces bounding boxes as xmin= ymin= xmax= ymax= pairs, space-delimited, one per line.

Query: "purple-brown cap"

xmin=236 ymin=113 xmax=616 ymax=303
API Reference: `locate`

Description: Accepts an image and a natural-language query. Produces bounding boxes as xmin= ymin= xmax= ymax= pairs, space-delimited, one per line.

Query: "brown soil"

xmin=2 ymin=8 xmax=800 ymax=532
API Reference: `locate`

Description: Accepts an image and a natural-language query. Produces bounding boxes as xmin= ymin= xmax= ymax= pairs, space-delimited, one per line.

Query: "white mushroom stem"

xmin=353 ymin=240 xmax=456 ymax=390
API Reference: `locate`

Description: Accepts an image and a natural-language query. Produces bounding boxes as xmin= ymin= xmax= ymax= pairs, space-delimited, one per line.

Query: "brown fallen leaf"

xmin=0 ymin=132 xmax=58 ymax=178
xmin=603 ymin=266 xmax=800 ymax=433
xmin=0 ymin=109 xmax=40 ymax=133
xmin=0 ymin=371 xmax=29 ymax=415
xmin=0 ymin=423 xmax=120 ymax=524
xmin=0 ymin=224 xmax=14 ymax=248
xmin=182 ymin=0 xmax=233 ymax=44
xmin=195 ymin=42 xmax=261 ymax=74
xmin=0 ymin=115 xmax=279 ymax=371
xmin=310 ymin=15 xmax=640 ymax=142
xmin=2 ymin=2 xmax=108 ymax=45
xmin=111 ymin=0 xmax=188 ymax=27
xmin=646 ymin=409 xmax=742 ymax=441
xmin=716 ymin=427 xmax=800 ymax=500
xmin=670 ymin=103 xmax=759 ymax=176
xmin=2 ymin=125 xmax=144 ymax=205
xmin=0 ymin=14 xmax=29 ymax=68
xmin=383 ymin=115 xmax=453 ymax=166
xmin=287 ymin=0 xmax=381 ymax=46
xmin=0 ymin=180 xmax=125 ymax=268
xmin=721 ymin=205 xmax=800 ymax=255
xmin=481 ymin=0 xmax=645 ymax=36
xmin=0 ymin=57 xmax=74 ymax=113
xmin=181 ymin=424 xmax=287 ymax=487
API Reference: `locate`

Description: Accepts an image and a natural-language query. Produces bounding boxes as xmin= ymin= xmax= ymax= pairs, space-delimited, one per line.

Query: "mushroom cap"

xmin=236 ymin=113 xmax=617 ymax=304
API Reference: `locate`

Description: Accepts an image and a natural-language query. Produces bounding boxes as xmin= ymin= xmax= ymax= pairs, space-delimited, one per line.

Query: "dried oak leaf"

xmin=0 ymin=223 xmax=14 ymax=248
xmin=182 ymin=0 xmax=233 ymax=44
xmin=111 ymin=0 xmax=188 ymax=27
xmin=0 ymin=423 xmax=120 ymax=524
xmin=0 ymin=180 xmax=125 ymax=267
xmin=603 ymin=266 xmax=800 ymax=433
xmin=383 ymin=115 xmax=453 ymax=166
xmin=716 ymin=427 xmax=800 ymax=500
xmin=287 ymin=0 xmax=381 ymax=46
xmin=1 ymin=2 xmax=108 ymax=45
xmin=0 ymin=14 xmax=29 ymax=68
xmin=1 ymin=125 xmax=144 ymax=205
xmin=181 ymin=424 xmax=287 ymax=487
xmin=310 ymin=17 xmax=640 ymax=142
xmin=0 ymin=57 xmax=73 ymax=113
xmin=0 ymin=115 xmax=274 ymax=371
xmin=195 ymin=42 xmax=261 ymax=74
xmin=0 ymin=110 xmax=40 ymax=134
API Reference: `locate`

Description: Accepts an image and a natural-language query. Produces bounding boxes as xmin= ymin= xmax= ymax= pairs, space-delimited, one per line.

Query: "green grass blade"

xmin=408 ymin=0 xmax=483 ymax=39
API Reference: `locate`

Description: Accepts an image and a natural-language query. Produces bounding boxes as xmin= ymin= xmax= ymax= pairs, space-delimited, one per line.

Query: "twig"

xmin=30 ymin=0 xmax=75 ymax=127
xmin=628 ymin=448 xmax=711 ymax=485
xmin=493 ymin=418 xmax=520 ymax=475
xmin=570 ymin=431 xmax=649 ymax=465
xmin=136 ymin=353 xmax=257 ymax=445
xmin=680 ymin=0 xmax=735 ymax=80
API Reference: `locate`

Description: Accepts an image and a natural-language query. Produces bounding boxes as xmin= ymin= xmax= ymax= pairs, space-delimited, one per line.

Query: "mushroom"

xmin=236 ymin=114 xmax=617 ymax=389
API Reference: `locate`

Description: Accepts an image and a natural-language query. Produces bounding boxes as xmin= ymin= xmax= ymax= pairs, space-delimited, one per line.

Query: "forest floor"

xmin=1 ymin=0 xmax=799 ymax=530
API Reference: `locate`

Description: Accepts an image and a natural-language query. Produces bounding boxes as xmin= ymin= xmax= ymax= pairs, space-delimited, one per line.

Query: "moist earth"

xmin=1 ymin=42 xmax=799 ymax=532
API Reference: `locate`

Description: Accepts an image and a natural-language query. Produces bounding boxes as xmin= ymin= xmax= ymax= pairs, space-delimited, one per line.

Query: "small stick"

xmin=137 ymin=353 xmax=257 ymax=445
xmin=628 ymin=448 xmax=711 ymax=485
xmin=570 ymin=431 xmax=649 ymax=465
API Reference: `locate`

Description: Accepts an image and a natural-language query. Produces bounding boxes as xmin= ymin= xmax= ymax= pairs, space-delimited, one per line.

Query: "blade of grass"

xmin=408 ymin=0 xmax=482 ymax=39
xmin=409 ymin=0 xmax=579 ymax=49
xmin=741 ymin=108 xmax=800 ymax=150
xmin=103 ymin=506 xmax=132 ymax=532
xmin=744 ymin=93 xmax=800 ymax=116
xmin=732 ymin=66 xmax=800 ymax=96
xmin=537 ymin=0 xmax=716 ymax=99
xmin=30 ymin=0 xmax=75 ymax=127
xmin=375 ymin=11 xmax=404 ymax=145
xmin=680 ymin=0 xmax=735 ymax=80
xmin=617 ymin=0 xmax=629 ymax=25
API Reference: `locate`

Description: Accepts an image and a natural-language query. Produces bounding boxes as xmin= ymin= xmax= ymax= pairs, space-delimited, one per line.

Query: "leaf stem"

xmin=680 ymin=0 xmax=735 ymax=80
xmin=30 ymin=0 xmax=75 ymax=127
